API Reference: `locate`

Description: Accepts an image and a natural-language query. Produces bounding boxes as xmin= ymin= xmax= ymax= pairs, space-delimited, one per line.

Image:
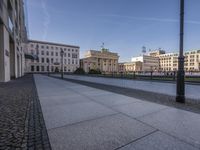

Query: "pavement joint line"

xmin=114 ymin=129 xmax=159 ymax=150
xmin=155 ymin=129 xmax=200 ymax=149
xmin=49 ymin=76 xmax=161 ymax=131
xmin=33 ymin=75 xmax=53 ymax=149
xmin=134 ymin=107 xmax=170 ymax=120
xmin=42 ymin=75 xmax=200 ymax=149
xmin=47 ymin=112 xmax=120 ymax=132
xmin=50 ymin=75 xmax=200 ymax=115
xmin=49 ymin=75 xmax=185 ymax=120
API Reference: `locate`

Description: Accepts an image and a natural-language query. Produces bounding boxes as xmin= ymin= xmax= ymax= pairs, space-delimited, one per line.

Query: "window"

xmin=72 ymin=60 xmax=74 ymax=64
xmin=51 ymin=46 xmax=54 ymax=49
xmin=46 ymin=51 xmax=49 ymax=55
xmin=46 ymin=58 xmax=49 ymax=63
xmin=72 ymin=53 xmax=77 ymax=58
xmin=31 ymin=44 xmax=34 ymax=48
xmin=41 ymin=45 xmax=44 ymax=49
xmin=51 ymin=58 xmax=53 ymax=63
xmin=56 ymin=52 xmax=58 ymax=56
xmin=42 ymin=58 xmax=44 ymax=63
xmin=68 ymin=53 xmax=71 ymax=57
xmin=31 ymin=66 xmax=34 ymax=72
xmin=64 ymin=53 xmax=67 ymax=57
xmin=41 ymin=66 xmax=45 ymax=71
xmin=64 ymin=59 xmax=67 ymax=64
xmin=56 ymin=47 xmax=58 ymax=50
xmin=36 ymin=66 xmax=39 ymax=71
xmin=51 ymin=52 xmax=54 ymax=56
xmin=41 ymin=51 xmax=44 ymax=55
xmin=46 ymin=46 xmax=49 ymax=49
xmin=68 ymin=59 xmax=70 ymax=64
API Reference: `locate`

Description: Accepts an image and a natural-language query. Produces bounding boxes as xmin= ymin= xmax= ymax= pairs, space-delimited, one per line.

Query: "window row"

xmin=30 ymin=50 xmax=78 ymax=58
xmin=31 ymin=58 xmax=79 ymax=65
xmin=30 ymin=44 xmax=78 ymax=52
xmin=31 ymin=65 xmax=74 ymax=72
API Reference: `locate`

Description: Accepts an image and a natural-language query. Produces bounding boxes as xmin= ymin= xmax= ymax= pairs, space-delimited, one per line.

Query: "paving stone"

xmin=90 ymin=93 xmax=140 ymax=107
xmin=119 ymin=131 xmax=198 ymax=150
xmin=112 ymin=101 xmax=168 ymax=118
xmin=48 ymin=114 xmax=156 ymax=150
xmin=139 ymin=108 xmax=200 ymax=148
xmin=41 ymin=101 xmax=117 ymax=129
xmin=0 ymin=75 xmax=51 ymax=149
xmin=59 ymin=74 xmax=200 ymax=101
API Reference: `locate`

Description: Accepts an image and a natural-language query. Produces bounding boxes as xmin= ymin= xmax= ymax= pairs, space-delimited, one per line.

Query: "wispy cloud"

xmin=41 ymin=0 xmax=50 ymax=40
xmin=100 ymin=14 xmax=200 ymax=25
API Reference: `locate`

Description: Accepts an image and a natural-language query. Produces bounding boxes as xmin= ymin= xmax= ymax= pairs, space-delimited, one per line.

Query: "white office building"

xmin=131 ymin=55 xmax=159 ymax=71
xmin=25 ymin=40 xmax=80 ymax=73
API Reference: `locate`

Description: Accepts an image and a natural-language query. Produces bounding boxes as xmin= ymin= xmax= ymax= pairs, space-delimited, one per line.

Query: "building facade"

xmin=0 ymin=0 xmax=27 ymax=82
xmin=80 ymin=49 xmax=119 ymax=73
xmin=118 ymin=62 xmax=142 ymax=73
xmin=131 ymin=55 xmax=159 ymax=71
xmin=129 ymin=50 xmax=200 ymax=72
xmin=156 ymin=50 xmax=200 ymax=71
xmin=25 ymin=40 xmax=80 ymax=73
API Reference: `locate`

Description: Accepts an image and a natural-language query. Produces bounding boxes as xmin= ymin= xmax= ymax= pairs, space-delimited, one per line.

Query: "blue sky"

xmin=26 ymin=0 xmax=200 ymax=62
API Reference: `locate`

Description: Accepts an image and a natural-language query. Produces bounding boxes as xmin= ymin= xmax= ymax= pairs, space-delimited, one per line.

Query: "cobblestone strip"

xmin=27 ymin=76 xmax=52 ymax=150
xmin=53 ymin=76 xmax=200 ymax=115
xmin=0 ymin=75 xmax=51 ymax=150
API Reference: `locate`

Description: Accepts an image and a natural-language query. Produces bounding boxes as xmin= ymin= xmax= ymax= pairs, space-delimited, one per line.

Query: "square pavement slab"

xmin=118 ymin=131 xmax=198 ymax=150
xmin=39 ymin=95 xmax=91 ymax=107
xmin=42 ymin=101 xmax=117 ymax=130
xmin=139 ymin=108 xmax=200 ymax=149
xmin=112 ymin=101 xmax=168 ymax=118
xmin=48 ymin=114 xmax=156 ymax=150
xmin=90 ymin=94 xmax=140 ymax=107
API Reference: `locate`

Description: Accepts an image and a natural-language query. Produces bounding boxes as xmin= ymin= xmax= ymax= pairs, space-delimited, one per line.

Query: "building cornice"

xmin=28 ymin=39 xmax=80 ymax=48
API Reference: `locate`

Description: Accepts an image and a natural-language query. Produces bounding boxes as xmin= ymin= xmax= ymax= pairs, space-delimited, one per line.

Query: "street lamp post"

xmin=60 ymin=49 xmax=64 ymax=79
xmin=47 ymin=58 xmax=50 ymax=76
xmin=176 ymin=0 xmax=185 ymax=103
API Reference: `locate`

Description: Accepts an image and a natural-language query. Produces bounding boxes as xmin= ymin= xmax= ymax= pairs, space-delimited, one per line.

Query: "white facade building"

xmin=131 ymin=55 xmax=159 ymax=71
xmin=25 ymin=40 xmax=80 ymax=73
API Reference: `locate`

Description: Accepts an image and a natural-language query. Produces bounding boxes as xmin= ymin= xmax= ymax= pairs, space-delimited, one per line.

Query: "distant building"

xmin=118 ymin=62 xmax=142 ymax=73
xmin=80 ymin=49 xmax=119 ymax=73
xmin=158 ymin=50 xmax=200 ymax=71
xmin=25 ymin=40 xmax=80 ymax=73
xmin=131 ymin=55 xmax=159 ymax=71
xmin=118 ymin=63 xmax=125 ymax=73
xmin=0 ymin=0 xmax=27 ymax=82
xmin=149 ymin=50 xmax=166 ymax=57
xmin=158 ymin=53 xmax=178 ymax=71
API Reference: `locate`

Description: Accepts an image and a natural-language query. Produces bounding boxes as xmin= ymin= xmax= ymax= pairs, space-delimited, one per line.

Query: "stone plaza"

xmin=1 ymin=74 xmax=200 ymax=150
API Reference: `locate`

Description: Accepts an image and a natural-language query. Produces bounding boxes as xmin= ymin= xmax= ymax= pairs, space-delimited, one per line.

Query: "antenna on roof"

xmin=142 ymin=46 xmax=146 ymax=54
xmin=101 ymin=42 xmax=105 ymax=49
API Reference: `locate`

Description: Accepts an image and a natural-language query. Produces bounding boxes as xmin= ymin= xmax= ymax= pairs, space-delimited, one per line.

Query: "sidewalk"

xmin=52 ymin=74 xmax=200 ymax=101
xmin=34 ymin=74 xmax=200 ymax=150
